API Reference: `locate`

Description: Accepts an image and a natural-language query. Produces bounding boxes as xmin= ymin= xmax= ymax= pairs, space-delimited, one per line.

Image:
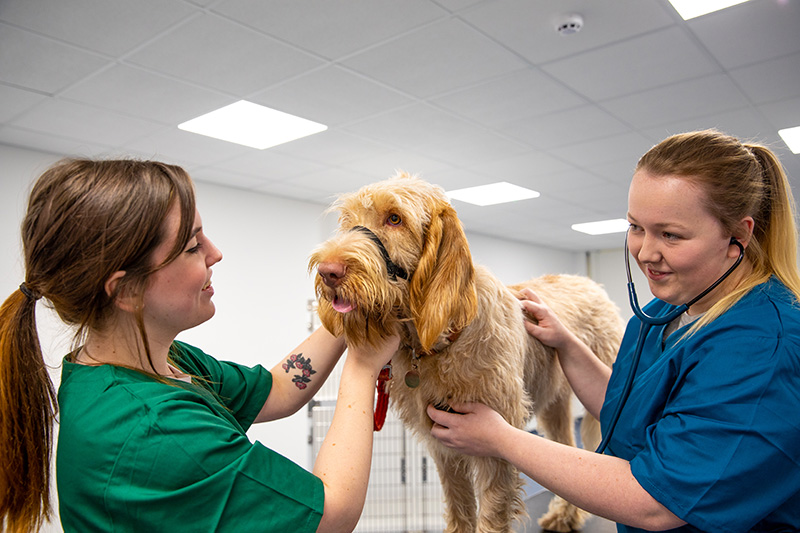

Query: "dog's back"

xmin=508 ymin=273 xmax=623 ymax=450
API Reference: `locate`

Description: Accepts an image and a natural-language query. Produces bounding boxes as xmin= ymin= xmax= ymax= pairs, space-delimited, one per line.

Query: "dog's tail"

xmin=580 ymin=414 xmax=602 ymax=452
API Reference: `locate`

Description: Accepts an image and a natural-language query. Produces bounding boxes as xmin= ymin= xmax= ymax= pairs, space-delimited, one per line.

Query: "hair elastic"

xmin=19 ymin=282 xmax=41 ymax=301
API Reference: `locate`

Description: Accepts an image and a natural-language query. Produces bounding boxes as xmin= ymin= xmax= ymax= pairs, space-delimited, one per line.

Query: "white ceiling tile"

xmin=341 ymin=18 xmax=527 ymax=99
xmin=601 ymin=74 xmax=750 ymax=129
xmin=270 ymin=130 xmax=393 ymax=167
xmin=687 ymin=0 xmax=800 ymax=69
xmin=472 ymin=150 xmax=574 ymax=184
xmin=190 ymin=167 xmax=279 ymax=191
xmin=337 ymin=150 xmax=453 ymax=180
xmin=213 ymin=0 xmax=447 ymax=60
xmin=0 ymin=85 xmax=47 ymax=122
xmin=282 ymin=167 xmax=376 ymax=196
xmin=500 ymin=104 xmax=629 ymax=149
xmin=250 ymin=66 xmax=413 ymax=127
xmin=729 ymin=52 xmax=800 ymax=105
xmin=542 ymin=26 xmax=719 ymax=101
xmin=10 ymin=99 xmax=164 ymax=147
xmin=341 ymin=103 xmax=477 ymax=150
xmin=126 ymin=13 xmax=323 ymax=95
xmin=252 ymin=179 xmax=336 ymax=205
xmin=0 ymin=0 xmax=197 ymax=56
xmin=212 ymin=149 xmax=326 ymax=182
xmin=60 ymin=64 xmax=233 ymax=124
xmin=0 ymin=23 xmax=109 ymax=93
xmin=641 ymin=107 xmax=779 ymax=146
xmin=460 ymin=0 xmax=675 ymax=64
xmin=758 ymin=96 xmax=800 ymax=131
xmin=592 ymin=158 xmax=644 ymax=186
xmin=549 ymin=131 xmax=654 ymax=168
xmin=432 ymin=69 xmax=585 ymax=128
xmin=1 ymin=0 xmax=794 ymax=252
xmin=420 ymin=168 xmax=497 ymax=191
xmin=416 ymin=130 xmax=531 ymax=167
xmin=0 ymin=124 xmax=112 ymax=157
xmin=124 ymin=126 xmax=252 ymax=167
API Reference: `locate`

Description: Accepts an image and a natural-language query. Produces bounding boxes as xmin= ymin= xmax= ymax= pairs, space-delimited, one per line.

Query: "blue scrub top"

xmin=600 ymin=277 xmax=800 ymax=533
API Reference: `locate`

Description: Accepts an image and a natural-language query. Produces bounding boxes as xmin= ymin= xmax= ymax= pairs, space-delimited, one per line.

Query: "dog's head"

xmin=308 ymin=172 xmax=477 ymax=350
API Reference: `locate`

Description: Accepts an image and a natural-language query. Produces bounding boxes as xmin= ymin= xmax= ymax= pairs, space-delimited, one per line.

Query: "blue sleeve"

xmin=630 ymin=327 xmax=800 ymax=532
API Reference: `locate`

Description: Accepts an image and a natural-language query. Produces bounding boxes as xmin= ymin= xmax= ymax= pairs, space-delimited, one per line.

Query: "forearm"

xmin=256 ymin=327 xmax=346 ymax=422
xmin=495 ymin=425 xmax=684 ymax=530
xmin=555 ymin=333 xmax=611 ymax=419
xmin=313 ymin=356 xmax=379 ymax=532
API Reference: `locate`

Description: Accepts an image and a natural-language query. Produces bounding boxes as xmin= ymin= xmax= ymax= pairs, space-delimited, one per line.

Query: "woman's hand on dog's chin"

xmin=346 ymin=334 xmax=400 ymax=374
xmin=427 ymin=402 xmax=510 ymax=458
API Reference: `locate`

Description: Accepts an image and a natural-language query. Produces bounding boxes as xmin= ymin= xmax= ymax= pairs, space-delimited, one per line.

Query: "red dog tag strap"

xmin=373 ymin=363 xmax=393 ymax=431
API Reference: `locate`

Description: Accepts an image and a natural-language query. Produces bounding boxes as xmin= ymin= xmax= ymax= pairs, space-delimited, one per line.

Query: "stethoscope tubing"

xmin=595 ymin=234 xmax=745 ymax=454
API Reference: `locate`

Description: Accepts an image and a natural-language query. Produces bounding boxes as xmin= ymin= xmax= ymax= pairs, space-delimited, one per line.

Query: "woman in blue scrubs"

xmin=427 ymin=129 xmax=800 ymax=532
xmin=0 ymin=159 xmax=399 ymax=532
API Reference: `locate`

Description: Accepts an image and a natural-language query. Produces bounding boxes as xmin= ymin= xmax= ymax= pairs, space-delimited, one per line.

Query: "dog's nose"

xmin=318 ymin=262 xmax=347 ymax=287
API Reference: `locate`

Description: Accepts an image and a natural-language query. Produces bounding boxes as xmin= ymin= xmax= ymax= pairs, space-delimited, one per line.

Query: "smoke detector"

xmin=554 ymin=13 xmax=583 ymax=36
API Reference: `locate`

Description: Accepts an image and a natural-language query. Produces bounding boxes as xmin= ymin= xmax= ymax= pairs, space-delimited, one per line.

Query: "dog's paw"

xmin=537 ymin=495 xmax=588 ymax=532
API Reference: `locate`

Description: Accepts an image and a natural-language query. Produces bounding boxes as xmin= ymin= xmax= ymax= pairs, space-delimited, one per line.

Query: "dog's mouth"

xmin=332 ymin=294 xmax=355 ymax=314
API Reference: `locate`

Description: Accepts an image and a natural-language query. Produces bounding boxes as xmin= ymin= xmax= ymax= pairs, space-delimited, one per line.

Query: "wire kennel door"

xmin=308 ymin=302 xmax=445 ymax=532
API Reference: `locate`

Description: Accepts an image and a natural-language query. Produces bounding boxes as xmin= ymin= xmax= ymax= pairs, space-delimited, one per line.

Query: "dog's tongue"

xmin=332 ymin=295 xmax=354 ymax=314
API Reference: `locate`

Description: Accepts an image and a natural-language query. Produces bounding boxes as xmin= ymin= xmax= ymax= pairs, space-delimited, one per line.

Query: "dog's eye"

xmin=386 ymin=214 xmax=402 ymax=226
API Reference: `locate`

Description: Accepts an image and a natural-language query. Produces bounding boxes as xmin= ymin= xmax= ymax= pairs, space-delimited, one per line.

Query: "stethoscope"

xmin=594 ymin=233 xmax=745 ymax=454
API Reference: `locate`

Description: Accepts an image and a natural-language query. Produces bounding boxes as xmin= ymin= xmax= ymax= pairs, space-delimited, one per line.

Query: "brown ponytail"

xmin=0 ymin=289 xmax=56 ymax=533
xmin=0 ymin=158 xmax=197 ymax=531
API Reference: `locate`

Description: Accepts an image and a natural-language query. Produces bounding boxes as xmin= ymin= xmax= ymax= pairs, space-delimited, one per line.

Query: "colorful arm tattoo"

xmin=282 ymin=353 xmax=316 ymax=389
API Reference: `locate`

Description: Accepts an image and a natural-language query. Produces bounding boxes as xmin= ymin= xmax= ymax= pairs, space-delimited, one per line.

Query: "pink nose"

xmin=318 ymin=261 xmax=347 ymax=288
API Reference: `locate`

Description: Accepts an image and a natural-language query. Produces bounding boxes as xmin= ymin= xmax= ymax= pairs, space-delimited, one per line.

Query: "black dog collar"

xmin=351 ymin=226 xmax=409 ymax=281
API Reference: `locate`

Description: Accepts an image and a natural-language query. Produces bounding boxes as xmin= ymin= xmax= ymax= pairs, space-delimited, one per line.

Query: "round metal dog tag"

xmin=404 ymin=370 xmax=420 ymax=388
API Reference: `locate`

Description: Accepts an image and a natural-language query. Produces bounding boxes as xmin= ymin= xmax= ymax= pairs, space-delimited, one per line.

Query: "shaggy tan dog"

xmin=309 ymin=173 xmax=623 ymax=533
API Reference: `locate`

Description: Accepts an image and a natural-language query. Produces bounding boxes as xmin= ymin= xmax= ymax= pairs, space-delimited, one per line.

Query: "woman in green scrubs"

xmin=0 ymin=159 xmax=399 ymax=533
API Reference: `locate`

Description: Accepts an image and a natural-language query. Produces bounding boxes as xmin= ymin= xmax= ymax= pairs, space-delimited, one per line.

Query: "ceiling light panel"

xmin=572 ymin=218 xmax=630 ymax=235
xmin=778 ymin=126 xmax=800 ymax=154
xmin=667 ymin=0 xmax=751 ymax=20
xmin=178 ymin=100 xmax=327 ymax=149
xmin=446 ymin=182 xmax=539 ymax=206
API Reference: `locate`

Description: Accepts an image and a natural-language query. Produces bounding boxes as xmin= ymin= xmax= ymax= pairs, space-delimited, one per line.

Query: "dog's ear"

xmin=409 ymin=202 xmax=477 ymax=351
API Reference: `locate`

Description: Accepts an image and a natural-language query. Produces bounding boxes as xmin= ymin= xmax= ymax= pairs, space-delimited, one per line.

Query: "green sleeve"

xmin=105 ymin=386 xmax=324 ymax=532
xmin=171 ymin=341 xmax=272 ymax=430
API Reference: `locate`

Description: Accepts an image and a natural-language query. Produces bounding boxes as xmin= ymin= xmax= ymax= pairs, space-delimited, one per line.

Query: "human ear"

xmin=104 ymin=271 xmax=137 ymax=313
xmin=731 ymin=216 xmax=755 ymax=253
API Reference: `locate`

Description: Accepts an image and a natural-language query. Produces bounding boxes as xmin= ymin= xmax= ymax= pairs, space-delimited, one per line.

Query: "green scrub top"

xmin=56 ymin=341 xmax=324 ymax=532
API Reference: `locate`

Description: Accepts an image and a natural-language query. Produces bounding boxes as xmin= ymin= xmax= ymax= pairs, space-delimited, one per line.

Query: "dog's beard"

xmin=315 ymin=278 xmax=404 ymax=348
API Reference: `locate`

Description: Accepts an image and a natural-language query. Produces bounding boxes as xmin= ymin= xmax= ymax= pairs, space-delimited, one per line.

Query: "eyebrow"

xmin=627 ymin=214 xmax=689 ymax=231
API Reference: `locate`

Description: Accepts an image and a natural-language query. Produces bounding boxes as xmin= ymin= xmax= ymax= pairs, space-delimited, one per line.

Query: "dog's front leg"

xmin=473 ymin=456 xmax=525 ymax=533
xmin=430 ymin=446 xmax=477 ymax=533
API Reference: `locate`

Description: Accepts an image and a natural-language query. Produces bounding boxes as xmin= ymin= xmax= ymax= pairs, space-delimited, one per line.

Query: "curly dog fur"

xmin=309 ymin=172 xmax=623 ymax=533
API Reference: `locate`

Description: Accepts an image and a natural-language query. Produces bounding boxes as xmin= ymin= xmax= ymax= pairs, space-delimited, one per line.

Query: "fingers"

xmin=517 ymin=287 xmax=543 ymax=304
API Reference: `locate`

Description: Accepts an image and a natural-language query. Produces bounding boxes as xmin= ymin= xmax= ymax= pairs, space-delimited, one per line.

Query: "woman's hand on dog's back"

xmin=518 ymin=288 xmax=576 ymax=351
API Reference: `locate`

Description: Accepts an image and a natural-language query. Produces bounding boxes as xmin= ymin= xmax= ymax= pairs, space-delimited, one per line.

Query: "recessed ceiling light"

xmin=572 ymin=218 xmax=630 ymax=236
xmin=178 ymin=100 xmax=327 ymax=149
xmin=667 ymin=0 xmax=751 ymax=20
xmin=779 ymin=126 xmax=800 ymax=154
xmin=446 ymin=182 xmax=540 ymax=206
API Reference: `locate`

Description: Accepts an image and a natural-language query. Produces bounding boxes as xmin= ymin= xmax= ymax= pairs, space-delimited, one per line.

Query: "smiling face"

xmin=141 ymin=203 xmax=223 ymax=342
xmin=627 ymin=170 xmax=744 ymax=315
